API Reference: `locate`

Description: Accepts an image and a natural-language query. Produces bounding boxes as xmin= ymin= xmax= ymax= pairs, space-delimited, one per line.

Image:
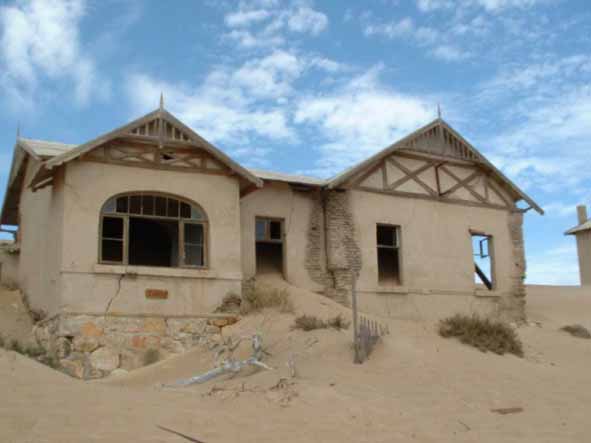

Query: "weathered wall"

xmin=240 ymin=182 xmax=324 ymax=292
xmin=575 ymin=231 xmax=591 ymax=286
xmin=16 ymin=158 xmax=64 ymax=317
xmin=0 ymin=245 xmax=19 ymax=288
xmin=346 ymin=189 xmax=524 ymax=321
xmin=59 ymin=161 xmax=243 ymax=316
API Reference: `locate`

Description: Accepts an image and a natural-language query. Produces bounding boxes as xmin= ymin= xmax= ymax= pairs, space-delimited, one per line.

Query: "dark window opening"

xmin=472 ymin=233 xmax=494 ymax=290
xmin=129 ymin=218 xmax=178 ymax=267
xmin=255 ymin=217 xmax=284 ymax=276
xmin=377 ymin=224 xmax=401 ymax=286
xmin=99 ymin=193 xmax=207 ymax=268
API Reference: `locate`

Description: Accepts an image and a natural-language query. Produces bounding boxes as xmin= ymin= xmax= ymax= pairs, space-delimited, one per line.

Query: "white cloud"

xmin=0 ymin=0 xmax=108 ymax=108
xmin=225 ymin=9 xmax=271 ymax=27
xmin=287 ymin=6 xmax=328 ymax=35
xmin=364 ymin=17 xmax=414 ymax=38
xmin=126 ymin=71 xmax=294 ymax=145
xmin=431 ymin=45 xmax=470 ymax=61
xmin=294 ymin=66 xmax=435 ymax=176
xmin=222 ymin=1 xmax=328 ymax=49
xmin=542 ymin=202 xmax=579 ymax=218
xmin=417 ymin=0 xmax=550 ymax=12
xmin=232 ymin=50 xmax=304 ymax=99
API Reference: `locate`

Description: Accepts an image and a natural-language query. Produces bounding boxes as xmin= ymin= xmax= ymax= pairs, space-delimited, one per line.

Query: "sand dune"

xmin=1 ymin=281 xmax=591 ymax=442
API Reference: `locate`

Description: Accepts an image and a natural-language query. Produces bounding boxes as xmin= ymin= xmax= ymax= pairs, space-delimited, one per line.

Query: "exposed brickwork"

xmin=304 ymin=191 xmax=328 ymax=287
xmin=500 ymin=212 xmax=527 ymax=322
xmin=324 ymin=190 xmax=362 ymax=305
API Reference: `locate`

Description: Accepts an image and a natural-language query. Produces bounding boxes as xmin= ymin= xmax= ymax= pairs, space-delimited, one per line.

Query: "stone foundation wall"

xmin=500 ymin=212 xmax=527 ymax=322
xmin=304 ymin=191 xmax=328 ymax=287
xmin=33 ymin=313 xmax=234 ymax=379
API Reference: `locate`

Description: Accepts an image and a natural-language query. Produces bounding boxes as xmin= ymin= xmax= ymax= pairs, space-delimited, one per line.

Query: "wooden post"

xmin=352 ymin=277 xmax=361 ymax=364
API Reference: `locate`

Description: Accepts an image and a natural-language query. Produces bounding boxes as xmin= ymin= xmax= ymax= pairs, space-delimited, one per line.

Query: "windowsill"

xmin=368 ymin=286 xmax=409 ymax=295
xmin=93 ymin=263 xmax=217 ymax=279
xmin=474 ymin=287 xmax=502 ymax=297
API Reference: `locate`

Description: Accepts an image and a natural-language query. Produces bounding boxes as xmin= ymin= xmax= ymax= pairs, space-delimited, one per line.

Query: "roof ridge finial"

xmin=159 ymin=92 xmax=164 ymax=111
xmin=16 ymin=122 xmax=21 ymax=139
xmin=437 ymin=103 xmax=442 ymax=120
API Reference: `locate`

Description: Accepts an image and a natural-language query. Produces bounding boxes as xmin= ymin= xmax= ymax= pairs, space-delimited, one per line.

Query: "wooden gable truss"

xmin=331 ymin=120 xmax=543 ymax=214
xmin=351 ymin=150 xmax=515 ymax=211
xmin=29 ymin=108 xmax=262 ymax=191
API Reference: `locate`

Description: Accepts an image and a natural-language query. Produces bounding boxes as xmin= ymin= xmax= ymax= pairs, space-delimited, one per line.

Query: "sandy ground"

xmin=1 ymin=280 xmax=591 ymax=442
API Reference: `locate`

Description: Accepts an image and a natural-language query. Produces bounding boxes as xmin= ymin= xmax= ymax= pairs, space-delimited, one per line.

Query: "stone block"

xmin=60 ymin=357 xmax=85 ymax=379
xmin=89 ymin=347 xmax=120 ymax=372
xmin=142 ymin=317 xmax=167 ymax=334
xmin=72 ymin=336 xmax=100 ymax=353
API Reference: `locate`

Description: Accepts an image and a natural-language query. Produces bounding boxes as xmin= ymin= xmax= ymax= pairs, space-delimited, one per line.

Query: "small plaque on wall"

xmin=145 ymin=289 xmax=168 ymax=300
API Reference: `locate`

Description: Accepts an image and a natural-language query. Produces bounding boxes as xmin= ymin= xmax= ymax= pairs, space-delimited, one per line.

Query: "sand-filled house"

xmin=0 ymin=103 xmax=542 ymax=369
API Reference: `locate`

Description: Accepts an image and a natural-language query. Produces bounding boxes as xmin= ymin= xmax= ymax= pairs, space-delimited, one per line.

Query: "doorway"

xmin=255 ymin=217 xmax=284 ymax=276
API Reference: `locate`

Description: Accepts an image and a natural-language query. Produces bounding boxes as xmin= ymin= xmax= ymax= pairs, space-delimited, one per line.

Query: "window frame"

xmin=376 ymin=223 xmax=403 ymax=286
xmin=470 ymin=230 xmax=495 ymax=290
xmin=255 ymin=217 xmax=284 ymax=244
xmin=98 ymin=192 xmax=209 ymax=269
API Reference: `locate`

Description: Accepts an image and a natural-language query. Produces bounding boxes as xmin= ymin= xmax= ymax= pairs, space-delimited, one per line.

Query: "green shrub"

xmin=560 ymin=324 xmax=591 ymax=339
xmin=143 ymin=348 xmax=160 ymax=366
xmin=241 ymin=286 xmax=293 ymax=314
xmin=438 ymin=314 xmax=523 ymax=357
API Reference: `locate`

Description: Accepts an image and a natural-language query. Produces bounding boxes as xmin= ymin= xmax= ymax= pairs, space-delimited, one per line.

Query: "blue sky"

xmin=0 ymin=0 xmax=589 ymax=285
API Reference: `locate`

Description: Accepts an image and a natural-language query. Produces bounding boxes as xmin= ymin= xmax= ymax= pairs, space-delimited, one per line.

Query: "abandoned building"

xmin=0 ymin=103 xmax=543 ymax=374
xmin=565 ymin=205 xmax=591 ymax=286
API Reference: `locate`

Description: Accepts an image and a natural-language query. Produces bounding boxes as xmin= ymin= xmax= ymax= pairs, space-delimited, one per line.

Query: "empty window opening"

xmin=99 ymin=193 xmax=207 ymax=268
xmin=472 ymin=233 xmax=494 ymax=290
xmin=377 ymin=224 xmax=401 ymax=286
xmin=255 ymin=218 xmax=284 ymax=276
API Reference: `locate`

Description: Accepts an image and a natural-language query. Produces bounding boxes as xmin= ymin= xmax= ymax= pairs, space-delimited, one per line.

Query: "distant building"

xmin=565 ymin=205 xmax=591 ymax=286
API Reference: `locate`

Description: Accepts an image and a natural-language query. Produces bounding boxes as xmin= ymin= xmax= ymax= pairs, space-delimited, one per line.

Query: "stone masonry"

xmin=33 ymin=313 xmax=235 ymax=379
xmin=499 ymin=211 xmax=527 ymax=322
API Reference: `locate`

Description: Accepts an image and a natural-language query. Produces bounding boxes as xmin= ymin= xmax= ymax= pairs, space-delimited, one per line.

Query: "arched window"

xmin=99 ymin=193 xmax=207 ymax=268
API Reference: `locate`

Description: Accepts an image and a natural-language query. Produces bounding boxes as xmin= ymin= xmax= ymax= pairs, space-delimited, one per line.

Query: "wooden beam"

xmin=387 ymin=157 xmax=437 ymax=196
xmin=439 ymin=165 xmax=487 ymax=203
xmin=354 ymin=185 xmax=510 ymax=212
xmin=387 ymin=160 xmax=435 ymax=192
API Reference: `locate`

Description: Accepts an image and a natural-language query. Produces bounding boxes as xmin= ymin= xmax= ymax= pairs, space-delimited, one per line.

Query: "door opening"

xmin=255 ymin=217 xmax=284 ymax=276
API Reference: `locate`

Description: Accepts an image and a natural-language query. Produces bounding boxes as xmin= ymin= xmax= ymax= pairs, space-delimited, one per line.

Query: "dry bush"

xmin=0 ymin=337 xmax=59 ymax=368
xmin=326 ymin=314 xmax=350 ymax=331
xmin=560 ymin=324 xmax=591 ymax=339
xmin=293 ymin=315 xmax=327 ymax=331
xmin=143 ymin=349 xmax=160 ymax=366
xmin=293 ymin=314 xmax=350 ymax=331
xmin=216 ymin=292 xmax=242 ymax=313
xmin=241 ymin=286 xmax=294 ymax=314
xmin=438 ymin=314 xmax=523 ymax=357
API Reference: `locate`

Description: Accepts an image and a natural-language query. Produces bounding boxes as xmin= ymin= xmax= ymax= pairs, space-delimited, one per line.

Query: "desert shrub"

xmin=560 ymin=324 xmax=591 ymax=339
xmin=143 ymin=349 xmax=160 ymax=366
xmin=8 ymin=339 xmax=23 ymax=354
xmin=241 ymin=286 xmax=293 ymax=314
xmin=293 ymin=314 xmax=350 ymax=331
xmin=438 ymin=314 xmax=523 ymax=357
xmin=0 ymin=335 xmax=4 ymax=348
xmin=216 ymin=292 xmax=242 ymax=313
xmin=326 ymin=314 xmax=350 ymax=330
xmin=294 ymin=315 xmax=327 ymax=331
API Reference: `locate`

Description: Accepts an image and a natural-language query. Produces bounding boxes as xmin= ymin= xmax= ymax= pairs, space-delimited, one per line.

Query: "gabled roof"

xmin=249 ymin=168 xmax=326 ymax=186
xmin=565 ymin=221 xmax=591 ymax=235
xmin=34 ymin=108 xmax=262 ymax=188
xmin=18 ymin=138 xmax=77 ymax=159
xmin=326 ymin=118 xmax=544 ymax=215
